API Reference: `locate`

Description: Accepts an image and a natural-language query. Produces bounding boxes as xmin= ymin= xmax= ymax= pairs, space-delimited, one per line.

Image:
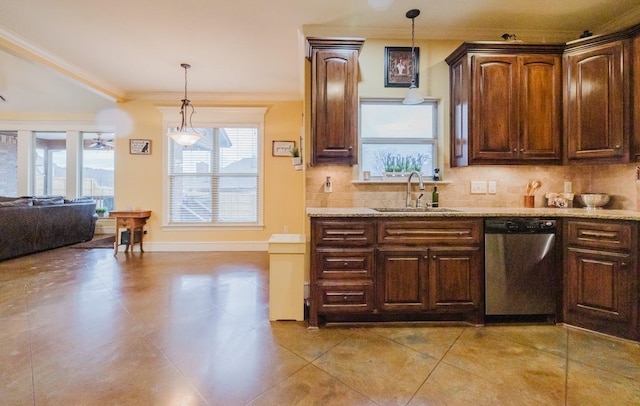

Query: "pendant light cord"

xmin=411 ymin=16 xmax=416 ymax=84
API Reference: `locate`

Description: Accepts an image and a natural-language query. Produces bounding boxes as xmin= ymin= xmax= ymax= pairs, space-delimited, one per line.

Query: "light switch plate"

xmin=471 ymin=181 xmax=487 ymax=194
xmin=488 ymin=181 xmax=497 ymax=194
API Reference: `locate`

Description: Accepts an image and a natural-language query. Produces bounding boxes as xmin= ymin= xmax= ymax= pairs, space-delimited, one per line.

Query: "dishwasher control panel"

xmin=485 ymin=218 xmax=556 ymax=234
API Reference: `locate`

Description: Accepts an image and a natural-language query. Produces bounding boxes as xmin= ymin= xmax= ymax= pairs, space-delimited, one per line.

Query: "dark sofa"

xmin=0 ymin=196 xmax=97 ymax=261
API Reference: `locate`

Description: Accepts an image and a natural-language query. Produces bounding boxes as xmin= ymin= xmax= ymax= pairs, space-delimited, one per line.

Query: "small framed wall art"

xmin=272 ymin=141 xmax=295 ymax=157
xmin=384 ymin=46 xmax=419 ymax=88
xmin=130 ymin=139 xmax=151 ymax=155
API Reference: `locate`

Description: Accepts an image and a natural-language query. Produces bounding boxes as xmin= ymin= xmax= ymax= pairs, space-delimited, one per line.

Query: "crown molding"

xmin=126 ymin=91 xmax=303 ymax=103
xmin=0 ymin=27 xmax=125 ymax=102
xmin=597 ymin=6 xmax=640 ymax=33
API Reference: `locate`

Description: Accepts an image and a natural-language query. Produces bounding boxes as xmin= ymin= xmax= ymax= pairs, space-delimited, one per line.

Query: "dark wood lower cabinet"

xmin=310 ymin=216 xmax=639 ymax=342
xmin=309 ymin=217 xmax=483 ymax=327
xmin=564 ymin=220 xmax=639 ymax=341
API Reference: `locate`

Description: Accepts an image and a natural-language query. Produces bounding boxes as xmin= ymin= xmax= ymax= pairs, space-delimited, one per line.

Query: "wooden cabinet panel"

xmin=312 ymin=219 xmax=375 ymax=247
xmin=378 ymin=219 xmax=481 ymax=246
xmin=634 ymin=34 xmax=640 ymax=161
xmin=376 ymin=248 xmax=429 ymax=312
xmin=446 ymin=43 xmax=563 ymax=166
xmin=307 ymin=38 xmax=364 ymax=166
xmin=471 ymin=55 xmax=519 ymax=161
xmin=450 ymin=59 xmax=468 ymax=167
xmin=428 ymin=246 xmax=483 ymax=312
xmin=564 ymin=40 xmax=629 ymax=162
xmin=519 ymin=55 xmax=562 ymax=160
xmin=566 ymin=220 xmax=632 ymax=251
xmin=564 ymin=219 xmax=638 ymax=341
xmin=316 ymin=282 xmax=374 ymax=313
xmin=315 ymin=248 xmax=374 ymax=279
xmin=565 ymin=248 xmax=636 ymax=339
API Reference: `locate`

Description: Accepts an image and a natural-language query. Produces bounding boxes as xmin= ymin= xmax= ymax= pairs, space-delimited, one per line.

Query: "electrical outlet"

xmin=488 ymin=181 xmax=497 ymax=194
xmin=564 ymin=181 xmax=572 ymax=193
xmin=471 ymin=181 xmax=487 ymax=194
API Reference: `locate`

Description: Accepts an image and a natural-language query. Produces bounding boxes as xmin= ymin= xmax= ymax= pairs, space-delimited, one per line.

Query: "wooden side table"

xmin=109 ymin=210 xmax=151 ymax=255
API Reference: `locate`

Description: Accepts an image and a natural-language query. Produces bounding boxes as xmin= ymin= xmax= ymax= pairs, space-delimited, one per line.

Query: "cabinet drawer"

xmin=317 ymin=282 xmax=374 ymax=313
xmin=566 ymin=220 xmax=632 ymax=251
xmin=378 ymin=219 xmax=482 ymax=245
xmin=315 ymin=249 xmax=374 ymax=279
xmin=312 ymin=219 xmax=376 ymax=247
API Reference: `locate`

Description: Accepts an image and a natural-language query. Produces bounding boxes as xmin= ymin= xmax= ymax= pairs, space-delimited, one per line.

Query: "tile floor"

xmin=1 ymin=242 xmax=639 ymax=405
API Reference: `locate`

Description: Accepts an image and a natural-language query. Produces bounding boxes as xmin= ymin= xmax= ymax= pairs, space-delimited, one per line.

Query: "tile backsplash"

xmin=305 ymin=163 xmax=639 ymax=211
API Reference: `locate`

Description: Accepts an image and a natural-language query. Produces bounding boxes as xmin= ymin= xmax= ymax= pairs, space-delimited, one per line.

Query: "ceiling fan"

xmin=88 ymin=135 xmax=114 ymax=150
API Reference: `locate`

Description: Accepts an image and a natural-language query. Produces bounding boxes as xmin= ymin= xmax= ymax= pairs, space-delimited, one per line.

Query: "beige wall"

xmin=115 ymin=99 xmax=305 ymax=245
xmin=305 ymin=38 xmax=638 ymax=211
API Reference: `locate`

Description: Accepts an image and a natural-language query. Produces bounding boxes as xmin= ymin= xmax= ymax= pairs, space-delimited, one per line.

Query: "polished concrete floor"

xmin=1 ymin=241 xmax=640 ymax=405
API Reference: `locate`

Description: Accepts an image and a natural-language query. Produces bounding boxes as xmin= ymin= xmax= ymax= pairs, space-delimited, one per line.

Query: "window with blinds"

xmin=168 ymin=127 xmax=260 ymax=225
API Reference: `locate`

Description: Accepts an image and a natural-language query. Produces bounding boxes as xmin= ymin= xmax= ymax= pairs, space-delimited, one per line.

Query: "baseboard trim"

xmin=141 ymin=241 xmax=268 ymax=252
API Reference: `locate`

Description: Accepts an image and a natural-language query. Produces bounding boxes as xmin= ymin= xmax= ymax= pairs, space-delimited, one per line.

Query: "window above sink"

xmin=359 ymin=98 xmax=439 ymax=182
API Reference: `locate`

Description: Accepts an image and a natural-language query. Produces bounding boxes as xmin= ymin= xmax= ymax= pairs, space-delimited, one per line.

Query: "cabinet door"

xmin=519 ymin=55 xmax=562 ymax=161
xmin=311 ymin=48 xmax=359 ymax=165
xmin=450 ymin=58 xmax=469 ymax=167
xmin=471 ymin=55 xmax=519 ymax=161
xmin=565 ymin=41 xmax=628 ymax=162
xmin=377 ymin=248 xmax=429 ymax=312
xmin=428 ymin=246 xmax=483 ymax=312
xmin=565 ymin=247 xmax=638 ymax=339
xmin=634 ymin=35 xmax=640 ymax=161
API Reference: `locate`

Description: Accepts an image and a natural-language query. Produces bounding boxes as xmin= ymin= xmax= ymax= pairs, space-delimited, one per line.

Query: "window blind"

xmin=168 ymin=127 xmax=260 ymax=225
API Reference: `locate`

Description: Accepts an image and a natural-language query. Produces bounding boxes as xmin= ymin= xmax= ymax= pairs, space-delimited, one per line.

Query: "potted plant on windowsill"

xmin=95 ymin=207 xmax=108 ymax=218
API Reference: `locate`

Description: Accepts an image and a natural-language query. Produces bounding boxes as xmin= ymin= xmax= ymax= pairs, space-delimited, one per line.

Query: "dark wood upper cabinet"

xmin=446 ymin=43 xmax=564 ymax=166
xmin=633 ymin=32 xmax=640 ymax=161
xmin=307 ymin=38 xmax=364 ymax=166
xmin=564 ymin=38 xmax=630 ymax=163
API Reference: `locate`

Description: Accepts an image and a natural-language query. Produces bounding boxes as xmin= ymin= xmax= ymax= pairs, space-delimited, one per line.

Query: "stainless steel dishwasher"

xmin=484 ymin=218 xmax=557 ymax=321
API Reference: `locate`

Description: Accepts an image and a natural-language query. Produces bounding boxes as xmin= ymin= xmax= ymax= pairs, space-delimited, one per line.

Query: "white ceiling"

xmin=0 ymin=0 xmax=639 ymax=116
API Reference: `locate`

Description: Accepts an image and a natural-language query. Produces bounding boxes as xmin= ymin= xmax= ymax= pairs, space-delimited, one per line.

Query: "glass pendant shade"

xmin=168 ymin=130 xmax=202 ymax=147
xmin=403 ymin=83 xmax=424 ymax=105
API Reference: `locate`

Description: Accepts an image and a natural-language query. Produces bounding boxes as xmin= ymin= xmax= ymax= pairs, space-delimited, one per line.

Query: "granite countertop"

xmin=307 ymin=207 xmax=640 ymax=221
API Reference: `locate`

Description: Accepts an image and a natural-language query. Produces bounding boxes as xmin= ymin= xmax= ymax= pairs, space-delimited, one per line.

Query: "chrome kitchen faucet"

xmin=406 ymin=171 xmax=425 ymax=207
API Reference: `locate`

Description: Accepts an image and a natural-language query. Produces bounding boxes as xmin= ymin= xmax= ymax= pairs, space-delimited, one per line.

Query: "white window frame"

xmin=0 ymin=120 xmax=114 ymax=197
xmin=359 ymin=98 xmax=439 ymax=181
xmin=159 ymin=106 xmax=267 ymax=230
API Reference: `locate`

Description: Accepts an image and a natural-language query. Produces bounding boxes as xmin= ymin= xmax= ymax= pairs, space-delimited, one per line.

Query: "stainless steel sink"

xmin=372 ymin=207 xmax=460 ymax=213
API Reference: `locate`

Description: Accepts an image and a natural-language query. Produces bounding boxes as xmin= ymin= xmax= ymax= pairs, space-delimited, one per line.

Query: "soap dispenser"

xmin=432 ymin=185 xmax=439 ymax=208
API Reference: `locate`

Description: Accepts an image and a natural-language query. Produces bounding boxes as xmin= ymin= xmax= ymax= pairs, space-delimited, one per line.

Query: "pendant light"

xmin=167 ymin=63 xmax=203 ymax=147
xmin=402 ymin=9 xmax=424 ymax=105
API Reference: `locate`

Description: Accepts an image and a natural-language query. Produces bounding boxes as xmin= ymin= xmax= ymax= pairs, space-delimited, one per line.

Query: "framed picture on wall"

xmin=384 ymin=46 xmax=419 ymax=88
xmin=272 ymin=141 xmax=295 ymax=156
xmin=130 ymin=139 xmax=151 ymax=155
